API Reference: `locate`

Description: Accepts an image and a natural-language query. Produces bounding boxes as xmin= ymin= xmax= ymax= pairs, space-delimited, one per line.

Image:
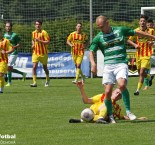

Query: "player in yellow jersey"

xmin=69 ymin=82 xmax=148 ymax=123
xmin=31 ymin=19 xmax=50 ymax=87
xmin=66 ymin=22 xmax=89 ymax=84
xmin=69 ymin=81 xmax=126 ymax=124
xmin=0 ymin=28 xmax=14 ymax=93
xmin=143 ymin=18 xmax=155 ymax=90
xmin=128 ymin=15 xmax=155 ymax=95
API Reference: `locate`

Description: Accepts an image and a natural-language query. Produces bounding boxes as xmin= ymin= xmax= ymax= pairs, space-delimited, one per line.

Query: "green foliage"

xmin=10 ymin=18 xmax=140 ymax=53
xmin=2 ymin=0 xmax=155 ymax=53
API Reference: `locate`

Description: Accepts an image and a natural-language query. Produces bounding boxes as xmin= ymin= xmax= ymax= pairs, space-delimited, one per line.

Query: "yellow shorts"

xmin=0 ymin=61 xmax=8 ymax=74
xmin=32 ymin=54 xmax=48 ymax=65
xmin=72 ymin=55 xmax=83 ymax=64
xmin=136 ymin=58 xmax=150 ymax=70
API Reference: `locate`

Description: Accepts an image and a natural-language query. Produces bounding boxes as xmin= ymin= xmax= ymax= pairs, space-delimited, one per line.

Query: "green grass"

xmin=1 ymin=77 xmax=155 ymax=145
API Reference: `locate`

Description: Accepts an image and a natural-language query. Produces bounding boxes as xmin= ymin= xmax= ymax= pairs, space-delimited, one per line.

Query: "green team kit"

xmin=90 ymin=26 xmax=135 ymax=64
xmin=4 ymin=31 xmax=26 ymax=86
xmin=4 ymin=32 xmax=21 ymax=55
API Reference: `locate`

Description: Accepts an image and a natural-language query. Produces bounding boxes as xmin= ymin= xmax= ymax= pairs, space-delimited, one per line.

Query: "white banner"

xmin=97 ymin=49 xmax=155 ymax=77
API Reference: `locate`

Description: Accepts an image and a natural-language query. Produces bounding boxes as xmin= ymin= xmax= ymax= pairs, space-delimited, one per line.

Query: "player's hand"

xmin=76 ymin=81 xmax=84 ymax=88
xmin=135 ymin=44 xmax=140 ymax=49
xmin=148 ymin=41 xmax=154 ymax=47
xmin=71 ymin=44 xmax=75 ymax=48
xmin=35 ymin=38 xmax=40 ymax=42
xmin=137 ymin=117 xmax=148 ymax=120
xmin=80 ymin=47 xmax=84 ymax=50
xmin=1 ymin=50 xmax=6 ymax=54
xmin=91 ymin=64 xmax=97 ymax=75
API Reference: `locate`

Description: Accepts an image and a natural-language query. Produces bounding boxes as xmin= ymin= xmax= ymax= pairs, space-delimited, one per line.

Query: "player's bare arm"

xmin=135 ymin=30 xmax=155 ymax=40
xmin=1 ymin=47 xmax=14 ymax=54
xmin=13 ymin=43 xmax=20 ymax=49
xmin=76 ymin=81 xmax=93 ymax=104
xmin=31 ymin=40 xmax=35 ymax=49
xmin=127 ymin=40 xmax=140 ymax=49
xmin=66 ymin=40 xmax=74 ymax=47
xmin=89 ymin=51 xmax=97 ymax=74
xmin=35 ymin=38 xmax=50 ymax=44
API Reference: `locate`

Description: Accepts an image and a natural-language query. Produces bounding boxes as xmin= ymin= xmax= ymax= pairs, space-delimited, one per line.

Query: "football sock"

xmin=144 ymin=78 xmax=149 ymax=87
xmin=0 ymin=77 xmax=4 ymax=92
xmin=32 ymin=75 xmax=37 ymax=84
xmin=46 ymin=74 xmax=50 ymax=82
xmin=0 ymin=77 xmax=3 ymax=87
xmin=12 ymin=69 xmax=23 ymax=75
xmin=137 ymin=82 xmax=143 ymax=91
xmin=122 ymin=89 xmax=130 ymax=111
xmin=146 ymin=74 xmax=150 ymax=80
xmin=75 ymin=68 xmax=80 ymax=81
xmin=104 ymin=98 xmax=112 ymax=116
xmin=79 ymin=69 xmax=84 ymax=78
xmin=8 ymin=71 xmax=12 ymax=84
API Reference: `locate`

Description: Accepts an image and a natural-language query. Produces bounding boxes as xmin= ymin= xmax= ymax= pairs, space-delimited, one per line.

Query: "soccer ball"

xmin=81 ymin=108 xmax=94 ymax=122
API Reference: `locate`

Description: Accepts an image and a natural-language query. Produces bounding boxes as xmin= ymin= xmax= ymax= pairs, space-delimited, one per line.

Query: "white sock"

xmin=126 ymin=110 xmax=130 ymax=114
xmin=0 ymin=88 xmax=3 ymax=92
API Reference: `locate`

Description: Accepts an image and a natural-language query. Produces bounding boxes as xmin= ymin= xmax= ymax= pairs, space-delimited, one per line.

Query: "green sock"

xmin=144 ymin=69 xmax=149 ymax=87
xmin=144 ymin=78 xmax=149 ymax=87
xmin=122 ymin=89 xmax=130 ymax=111
xmin=12 ymin=69 xmax=23 ymax=75
xmin=8 ymin=71 xmax=12 ymax=84
xmin=104 ymin=98 xmax=112 ymax=115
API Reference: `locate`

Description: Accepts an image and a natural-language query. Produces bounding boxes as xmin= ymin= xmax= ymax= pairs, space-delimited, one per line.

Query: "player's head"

xmin=5 ymin=21 xmax=13 ymax=32
xmin=35 ymin=19 xmax=42 ymax=31
xmin=111 ymin=88 xmax=122 ymax=101
xmin=76 ymin=22 xmax=82 ymax=33
xmin=96 ymin=15 xmax=109 ymax=31
xmin=147 ymin=18 xmax=154 ymax=29
xmin=139 ymin=14 xmax=148 ymax=29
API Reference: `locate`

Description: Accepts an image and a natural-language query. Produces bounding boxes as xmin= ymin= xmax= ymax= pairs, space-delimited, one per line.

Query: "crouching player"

xmin=0 ymin=28 xmax=14 ymax=93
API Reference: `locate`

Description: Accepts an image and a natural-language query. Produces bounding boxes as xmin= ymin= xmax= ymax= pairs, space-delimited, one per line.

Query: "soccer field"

xmin=0 ymin=77 xmax=155 ymax=145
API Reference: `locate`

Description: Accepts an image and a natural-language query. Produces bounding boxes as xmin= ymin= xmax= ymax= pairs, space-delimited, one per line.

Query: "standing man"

xmin=0 ymin=28 xmax=14 ymax=93
xmin=128 ymin=15 xmax=155 ymax=95
xmin=143 ymin=18 xmax=155 ymax=90
xmin=31 ymin=19 xmax=50 ymax=87
xmin=4 ymin=21 xmax=27 ymax=86
xmin=89 ymin=15 xmax=155 ymax=123
xmin=67 ymin=22 xmax=89 ymax=84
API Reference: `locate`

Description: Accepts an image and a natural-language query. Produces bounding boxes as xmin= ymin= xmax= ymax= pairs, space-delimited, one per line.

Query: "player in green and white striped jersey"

xmin=89 ymin=15 xmax=155 ymax=123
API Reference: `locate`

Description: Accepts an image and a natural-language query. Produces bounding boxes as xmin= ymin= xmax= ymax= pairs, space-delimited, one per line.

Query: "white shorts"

xmin=102 ymin=63 xmax=128 ymax=84
xmin=8 ymin=55 xmax=18 ymax=67
xmin=151 ymin=56 xmax=155 ymax=66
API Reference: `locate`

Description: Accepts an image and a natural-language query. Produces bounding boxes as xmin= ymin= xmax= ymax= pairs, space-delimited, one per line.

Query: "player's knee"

xmin=118 ymin=84 xmax=126 ymax=91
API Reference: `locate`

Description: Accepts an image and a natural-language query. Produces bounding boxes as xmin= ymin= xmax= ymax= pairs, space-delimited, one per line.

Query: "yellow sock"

xmin=33 ymin=75 xmax=37 ymax=83
xmin=0 ymin=77 xmax=4 ymax=91
xmin=2 ymin=77 xmax=4 ymax=88
xmin=146 ymin=74 xmax=150 ymax=80
xmin=79 ymin=69 xmax=84 ymax=78
xmin=137 ymin=82 xmax=143 ymax=91
xmin=0 ymin=77 xmax=3 ymax=87
xmin=75 ymin=68 xmax=80 ymax=81
xmin=46 ymin=74 xmax=50 ymax=82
